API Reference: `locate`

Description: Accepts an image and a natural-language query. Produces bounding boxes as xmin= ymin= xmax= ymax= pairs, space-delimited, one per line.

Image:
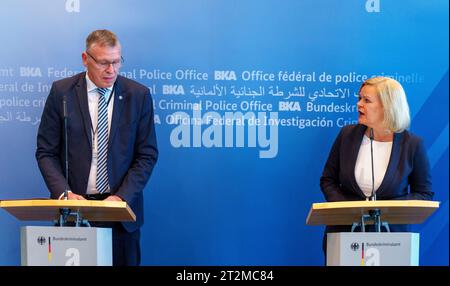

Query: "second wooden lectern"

xmin=306 ymin=200 xmax=439 ymax=266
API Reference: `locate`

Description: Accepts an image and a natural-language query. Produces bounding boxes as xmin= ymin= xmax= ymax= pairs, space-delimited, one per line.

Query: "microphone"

xmin=369 ymin=128 xmax=376 ymax=201
xmin=368 ymin=127 xmax=382 ymax=232
xmin=62 ymin=96 xmax=70 ymax=200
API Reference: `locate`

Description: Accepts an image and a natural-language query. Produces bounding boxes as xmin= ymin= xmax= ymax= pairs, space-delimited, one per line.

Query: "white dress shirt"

xmin=354 ymin=135 xmax=393 ymax=198
xmin=85 ymin=73 xmax=115 ymax=194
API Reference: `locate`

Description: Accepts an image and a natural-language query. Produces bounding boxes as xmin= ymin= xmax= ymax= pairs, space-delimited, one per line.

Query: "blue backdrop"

xmin=0 ymin=0 xmax=448 ymax=266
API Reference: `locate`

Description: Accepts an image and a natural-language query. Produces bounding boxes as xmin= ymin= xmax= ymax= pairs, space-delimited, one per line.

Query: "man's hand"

xmin=104 ymin=195 xmax=123 ymax=201
xmin=59 ymin=191 xmax=86 ymax=200
xmin=66 ymin=192 xmax=86 ymax=200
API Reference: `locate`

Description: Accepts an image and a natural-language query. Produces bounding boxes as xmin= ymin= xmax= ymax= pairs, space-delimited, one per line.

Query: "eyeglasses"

xmin=85 ymin=50 xmax=124 ymax=69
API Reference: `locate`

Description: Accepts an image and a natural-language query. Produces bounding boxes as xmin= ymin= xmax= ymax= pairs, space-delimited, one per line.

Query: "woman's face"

xmin=357 ymin=85 xmax=385 ymax=130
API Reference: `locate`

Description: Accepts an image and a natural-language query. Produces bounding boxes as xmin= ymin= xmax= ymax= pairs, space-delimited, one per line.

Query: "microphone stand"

xmin=59 ymin=96 xmax=71 ymax=226
xmin=369 ymin=128 xmax=381 ymax=232
xmin=370 ymin=128 xmax=376 ymax=202
xmin=63 ymin=96 xmax=69 ymax=201
xmin=351 ymin=128 xmax=391 ymax=232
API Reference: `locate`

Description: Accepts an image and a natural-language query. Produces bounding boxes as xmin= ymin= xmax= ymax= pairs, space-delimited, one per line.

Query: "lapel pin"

xmin=119 ymin=96 xmax=123 ymax=100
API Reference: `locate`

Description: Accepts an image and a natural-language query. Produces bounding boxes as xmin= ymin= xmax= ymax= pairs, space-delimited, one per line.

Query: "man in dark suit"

xmin=36 ymin=29 xmax=158 ymax=266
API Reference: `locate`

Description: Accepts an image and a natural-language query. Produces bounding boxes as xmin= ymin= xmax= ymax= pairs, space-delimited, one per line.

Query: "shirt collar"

xmin=85 ymin=72 xmax=113 ymax=93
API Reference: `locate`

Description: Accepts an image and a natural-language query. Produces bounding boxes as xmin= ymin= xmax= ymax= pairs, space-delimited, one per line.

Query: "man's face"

xmin=82 ymin=43 xmax=122 ymax=88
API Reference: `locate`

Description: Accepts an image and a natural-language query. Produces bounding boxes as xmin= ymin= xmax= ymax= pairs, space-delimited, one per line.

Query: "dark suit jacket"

xmin=36 ymin=72 xmax=158 ymax=232
xmin=320 ymin=124 xmax=433 ymax=234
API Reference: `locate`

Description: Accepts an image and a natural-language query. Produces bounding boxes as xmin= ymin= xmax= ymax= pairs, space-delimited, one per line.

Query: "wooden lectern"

xmin=306 ymin=200 xmax=439 ymax=266
xmin=0 ymin=199 xmax=136 ymax=266
xmin=0 ymin=199 xmax=136 ymax=222
xmin=306 ymin=200 xmax=439 ymax=226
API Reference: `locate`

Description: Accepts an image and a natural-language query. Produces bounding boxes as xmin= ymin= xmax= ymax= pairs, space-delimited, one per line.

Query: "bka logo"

xmin=65 ymin=0 xmax=80 ymax=13
xmin=278 ymin=101 xmax=301 ymax=111
xmin=163 ymin=85 xmax=185 ymax=95
xmin=350 ymin=242 xmax=359 ymax=251
xmin=37 ymin=236 xmax=46 ymax=245
xmin=214 ymin=71 xmax=237 ymax=81
xmin=20 ymin=67 xmax=42 ymax=77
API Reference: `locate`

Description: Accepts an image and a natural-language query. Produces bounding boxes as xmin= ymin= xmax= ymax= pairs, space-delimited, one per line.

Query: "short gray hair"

xmin=86 ymin=29 xmax=120 ymax=50
xmin=359 ymin=76 xmax=410 ymax=132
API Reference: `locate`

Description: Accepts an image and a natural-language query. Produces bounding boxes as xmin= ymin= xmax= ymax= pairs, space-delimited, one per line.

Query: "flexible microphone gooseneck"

xmin=63 ymin=96 xmax=70 ymax=200
xmin=369 ymin=127 xmax=382 ymax=232
xmin=369 ymin=128 xmax=376 ymax=201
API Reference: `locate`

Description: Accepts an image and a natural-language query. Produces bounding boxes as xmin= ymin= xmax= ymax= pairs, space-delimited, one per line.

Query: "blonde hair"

xmin=359 ymin=76 xmax=410 ymax=132
xmin=86 ymin=29 xmax=119 ymax=50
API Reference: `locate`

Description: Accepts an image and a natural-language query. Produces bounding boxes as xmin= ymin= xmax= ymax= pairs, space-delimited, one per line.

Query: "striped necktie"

xmin=96 ymin=87 xmax=109 ymax=194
